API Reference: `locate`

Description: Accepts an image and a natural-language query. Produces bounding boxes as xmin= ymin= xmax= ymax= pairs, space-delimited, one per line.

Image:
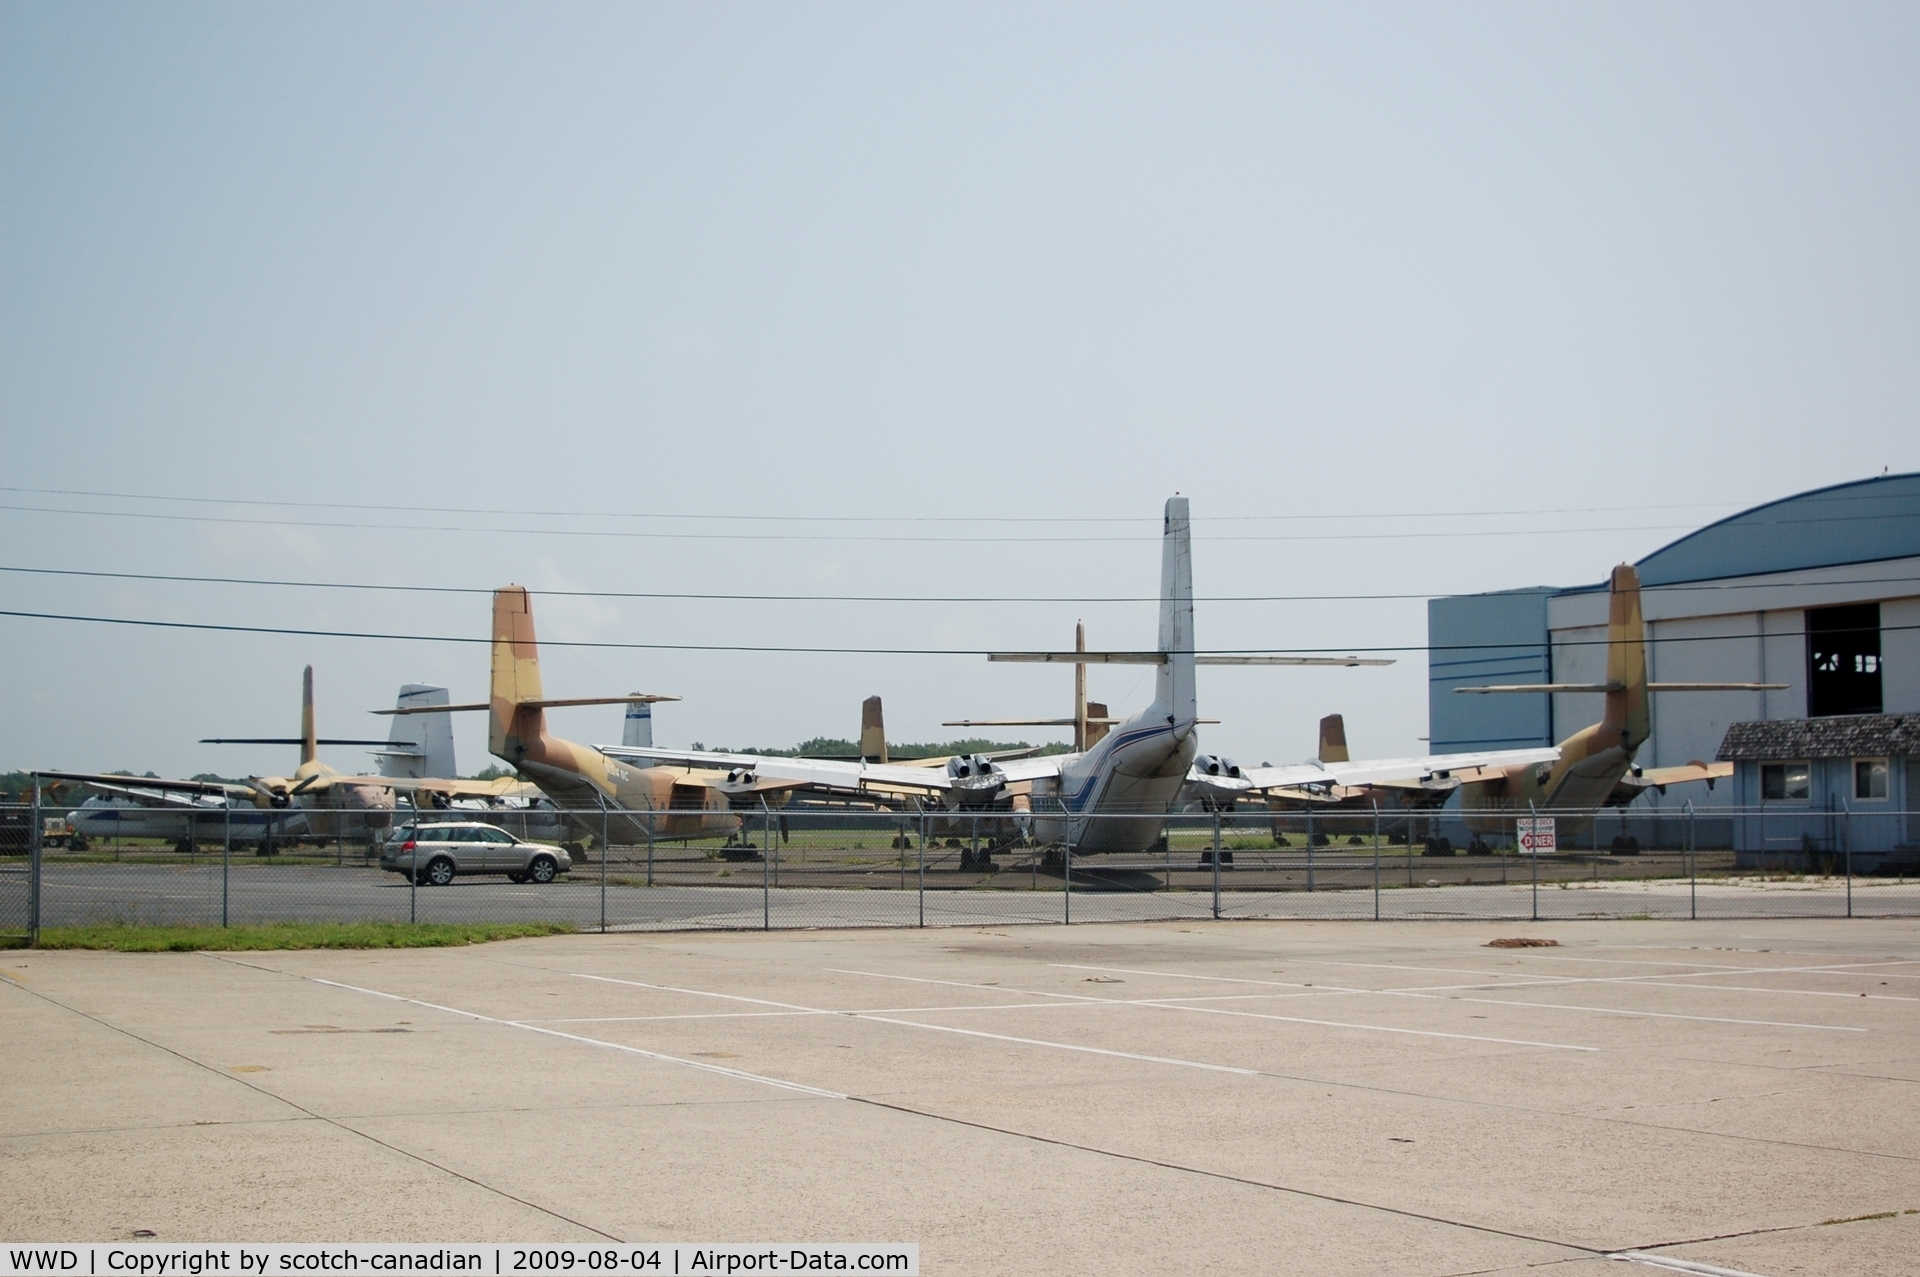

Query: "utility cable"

xmin=2 ymin=605 xmax=1912 ymax=657
xmin=4 ymin=563 xmax=1917 ymax=605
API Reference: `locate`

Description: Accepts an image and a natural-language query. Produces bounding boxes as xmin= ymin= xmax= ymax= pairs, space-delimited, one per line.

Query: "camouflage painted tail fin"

xmin=300 ymin=665 xmax=318 ymax=767
xmin=490 ymin=586 xmax=546 ymax=764
xmin=1317 ymin=714 xmax=1350 ymax=764
xmin=1604 ymin=564 xmax=1650 ymax=750
xmin=860 ymin=696 xmax=887 ymax=764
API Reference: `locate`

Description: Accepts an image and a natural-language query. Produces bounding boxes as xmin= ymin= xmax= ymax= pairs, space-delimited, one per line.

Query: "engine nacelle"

xmin=717 ymin=766 xmax=761 ymax=797
xmin=1194 ymin=754 xmax=1243 ymax=780
xmin=944 ymin=753 xmax=1006 ymax=807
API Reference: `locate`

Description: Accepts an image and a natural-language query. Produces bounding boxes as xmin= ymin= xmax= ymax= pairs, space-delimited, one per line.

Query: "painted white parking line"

xmin=1606 ymin=1249 xmax=1774 ymax=1277
xmin=825 ymin=968 xmax=1103 ymax=1002
xmin=1121 ymin=999 xmax=1599 ymax=1051
xmin=1055 ymin=963 xmax=1323 ymax=990
xmin=834 ymin=968 xmax=1595 ymax=1051
xmin=307 ymin=977 xmax=845 ymax=1099
xmin=851 ymin=1013 xmax=1263 ymax=1075
xmin=573 ymin=971 xmax=821 ymax=1011
xmin=1381 ymin=991 xmax=1868 ymax=1033
xmin=1056 ymin=963 xmax=1870 ymax=1032
xmin=582 ymin=969 xmax=1268 ymax=1075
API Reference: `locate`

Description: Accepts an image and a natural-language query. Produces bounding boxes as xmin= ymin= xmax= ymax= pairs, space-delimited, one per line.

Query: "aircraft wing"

xmin=328 ymin=774 xmax=544 ymax=801
xmin=36 ymin=771 xmax=250 ymax=803
xmin=602 ymin=746 xmax=1069 ymax=795
xmin=1228 ymin=747 xmax=1560 ymax=795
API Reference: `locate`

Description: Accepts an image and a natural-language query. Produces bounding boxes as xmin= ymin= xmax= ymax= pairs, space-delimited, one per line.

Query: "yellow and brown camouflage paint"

xmin=489 ymin=585 xmax=737 ymax=839
xmin=1460 ymin=562 xmax=1651 ymax=834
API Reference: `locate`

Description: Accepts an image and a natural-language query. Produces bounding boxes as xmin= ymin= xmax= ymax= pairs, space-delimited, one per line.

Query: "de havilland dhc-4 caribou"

xmin=550 ymin=496 xmax=1565 ymax=858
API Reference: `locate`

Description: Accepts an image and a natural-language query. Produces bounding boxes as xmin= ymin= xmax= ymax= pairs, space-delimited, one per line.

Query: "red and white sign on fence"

xmin=1516 ymin=817 xmax=1557 ymax=855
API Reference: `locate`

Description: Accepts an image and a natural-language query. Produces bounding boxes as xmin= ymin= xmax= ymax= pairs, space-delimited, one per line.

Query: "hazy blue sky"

xmin=3 ymin=2 xmax=1916 ymax=778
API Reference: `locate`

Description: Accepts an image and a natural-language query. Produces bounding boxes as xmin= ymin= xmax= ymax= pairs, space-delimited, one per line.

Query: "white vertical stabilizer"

xmin=380 ymin=685 xmax=455 ymax=778
xmin=622 ymin=696 xmax=654 ymax=749
xmin=1156 ymin=496 xmax=1197 ymax=729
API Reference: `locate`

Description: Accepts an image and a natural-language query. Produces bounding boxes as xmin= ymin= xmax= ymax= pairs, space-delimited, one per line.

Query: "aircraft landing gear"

xmin=1422 ymin=837 xmax=1453 ymax=857
xmin=1197 ymin=848 xmax=1234 ymax=870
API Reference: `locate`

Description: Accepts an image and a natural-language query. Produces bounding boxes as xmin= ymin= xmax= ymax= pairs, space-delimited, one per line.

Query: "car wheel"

xmin=527 ymin=855 xmax=557 ymax=884
xmin=425 ymin=856 xmax=456 ymax=886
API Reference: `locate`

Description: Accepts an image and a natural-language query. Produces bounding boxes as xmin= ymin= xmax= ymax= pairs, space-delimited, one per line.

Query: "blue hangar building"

xmin=1428 ymin=473 xmax=1920 ymax=864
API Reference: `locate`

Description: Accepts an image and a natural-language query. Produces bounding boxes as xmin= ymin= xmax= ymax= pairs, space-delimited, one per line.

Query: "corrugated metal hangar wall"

xmin=1429 ymin=472 xmax=1920 ymax=822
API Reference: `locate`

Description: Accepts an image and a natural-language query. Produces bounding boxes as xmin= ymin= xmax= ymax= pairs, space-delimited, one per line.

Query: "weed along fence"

xmin=5 ymin=796 xmax=1920 ymax=941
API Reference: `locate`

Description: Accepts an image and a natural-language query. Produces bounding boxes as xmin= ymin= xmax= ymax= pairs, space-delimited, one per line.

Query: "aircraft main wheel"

xmin=1610 ymin=835 xmax=1640 ymax=856
xmin=1423 ymin=837 xmax=1453 ymax=857
xmin=527 ymin=855 xmax=558 ymax=884
xmin=424 ymin=856 xmax=456 ymax=886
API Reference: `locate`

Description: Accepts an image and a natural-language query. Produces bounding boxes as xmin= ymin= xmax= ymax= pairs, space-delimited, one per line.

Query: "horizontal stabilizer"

xmin=991 ymin=651 xmax=1166 ymax=664
xmin=202 ymin=737 xmax=397 ymax=745
xmin=375 ymin=694 xmax=679 ymax=716
xmin=1626 ymin=760 xmax=1735 ymax=789
xmin=1198 ymin=655 xmax=1393 ymax=667
xmin=1454 ymin=682 xmax=1786 ymax=694
xmin=990 ymin=652 xmax=1391 ymax=667
xmin=942 ymin=718 xmax=1121 ymax=727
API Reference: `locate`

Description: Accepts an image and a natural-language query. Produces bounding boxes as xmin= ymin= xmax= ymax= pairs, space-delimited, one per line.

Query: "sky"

xmin=3 ymin=1 xmax=1917 ymax=780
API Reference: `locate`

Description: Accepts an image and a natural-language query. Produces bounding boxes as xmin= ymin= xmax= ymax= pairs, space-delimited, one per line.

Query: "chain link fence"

xmin=10 ymin=792 xmax=1920 ymax=940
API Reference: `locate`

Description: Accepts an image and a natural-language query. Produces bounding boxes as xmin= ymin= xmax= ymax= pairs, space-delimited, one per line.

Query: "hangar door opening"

xmin=1807 ymin=602 xmax=1881 ymax=717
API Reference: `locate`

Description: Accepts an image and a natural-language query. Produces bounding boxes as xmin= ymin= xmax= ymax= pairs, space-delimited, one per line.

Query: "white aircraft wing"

xmin=603 ymin=747 xmax=923 ymax=794
xmin=1223 ymin=746 xmax=1560 ymax=795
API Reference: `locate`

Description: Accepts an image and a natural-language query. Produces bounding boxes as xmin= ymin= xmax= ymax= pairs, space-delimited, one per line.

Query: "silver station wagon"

xmin=381 ymin=821 xmax=573 ymax=886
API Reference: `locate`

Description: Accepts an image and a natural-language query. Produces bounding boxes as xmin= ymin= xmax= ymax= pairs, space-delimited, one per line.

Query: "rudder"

xmin=491 ymin=586 xmax=546 ymax=763
xmin=1155 ymin=496 xmax=1197 ymax=726
xmin=1603 ymin=564 xmax=1650 ymax=751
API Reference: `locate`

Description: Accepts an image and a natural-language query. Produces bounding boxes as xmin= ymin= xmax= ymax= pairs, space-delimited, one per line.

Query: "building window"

xmin=1807 ymin=603 xmax=1882 ymax=717
xmin=1761 ymin=762 xmax=1811 ymax=802
xmin=1854 ymin=759 xmax=1889 ymax=801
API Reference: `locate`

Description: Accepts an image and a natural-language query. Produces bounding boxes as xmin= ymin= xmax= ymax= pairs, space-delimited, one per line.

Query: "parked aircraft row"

xmin=39 ymin=496 xmax=1779 ymax=860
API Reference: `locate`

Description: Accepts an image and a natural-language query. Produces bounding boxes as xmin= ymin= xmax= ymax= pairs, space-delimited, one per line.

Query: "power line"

xmin=0 ymin=502 xmax=1744 ymax=544
xmin=0 ymin=483 xmax=1757 ymax=525
xmin=3 ymin=605 xmax=1913 ymax=657
xmin=5 ymin=563 xmax=1919 ymax=604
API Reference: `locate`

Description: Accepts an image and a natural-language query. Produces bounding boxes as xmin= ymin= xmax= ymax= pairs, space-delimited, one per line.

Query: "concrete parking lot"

xmin=4 ymin=918 xmax=1917 ymax=1275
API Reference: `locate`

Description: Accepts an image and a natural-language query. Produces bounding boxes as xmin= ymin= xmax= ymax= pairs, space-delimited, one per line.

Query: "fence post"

xmin=407 ymin=809 xmax=416 ymax=924
xmin=762 ymin=806 xmax=771 ymax=931
xmin=645 ymin=805 xmax=654 ymax=888
xmin=1064 ymin=836 xmax=1072 ymax=926
xmin=28 ymin=776 xmax=43 ymax=945
xmin=1844 ymin=801 xmax=1853 ymax=919
xmin=1686 ymin=800 xmax=1696 ymax=921
xmin=917 ymin=805 xmax=925 ymax=928
xmin=1306 ymin=807 xmax=1314 ymax=893
xmin=599 ymin=797 xmax=609 ymax=935
xmin=1371 ymin=802 xmax=1380 ymax=921
xmin=223 ymin=798 xmax=232 ymax=928
xmin=1529 ymin=801 xmax=1539 ymax=923
xmin=1211 ymin=810 xmax=1222 ymax=920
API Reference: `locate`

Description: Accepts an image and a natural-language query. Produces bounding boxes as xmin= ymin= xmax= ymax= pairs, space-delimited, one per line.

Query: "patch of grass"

xmin=32 ymin=921 xmax=575 ymax=952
